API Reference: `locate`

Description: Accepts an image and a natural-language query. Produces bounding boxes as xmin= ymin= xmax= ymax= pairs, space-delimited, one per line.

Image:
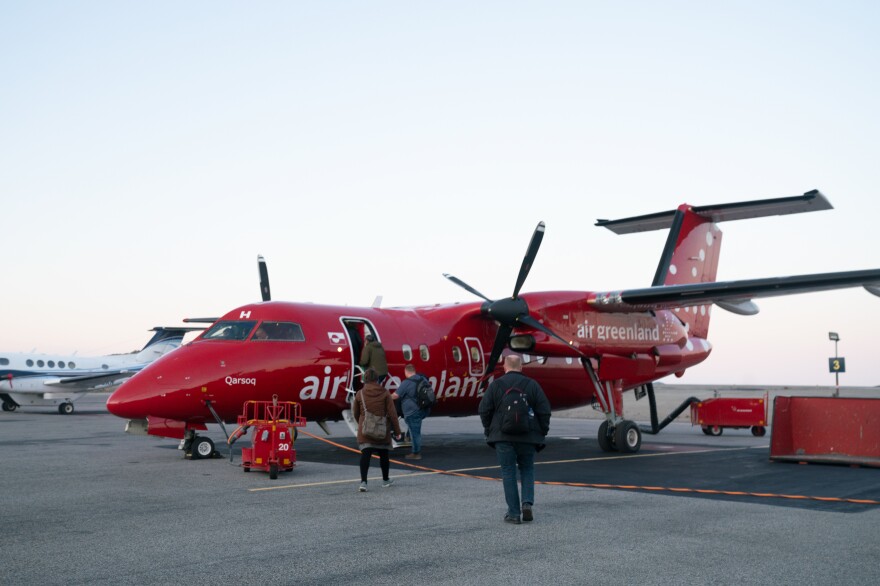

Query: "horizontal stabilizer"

xmin=590 ymin=268 xmax=880 ymax=312
xmin=596 ymin=190 xmax=831 ymax=235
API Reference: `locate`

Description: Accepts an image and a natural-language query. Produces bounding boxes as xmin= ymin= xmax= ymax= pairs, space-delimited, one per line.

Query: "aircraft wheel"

xmin=706 ymin=425 xmax=723 ymax=436
xmin=2 ymin=401 xmax=16 ymax=412
xmin=614 ymin=420 xmax=642 ymax=453
xmin=59 ymin=402 xmax=75 ymax=415
xmin=192 ymin=436 xmax=215 ymax=460
xmin=751 ymin=426 xmax=767 ymax=437
xmin=269 ymin=463 xmax=278 ymax=480
xmin=597 ymin=421 xmax=616 ymax=452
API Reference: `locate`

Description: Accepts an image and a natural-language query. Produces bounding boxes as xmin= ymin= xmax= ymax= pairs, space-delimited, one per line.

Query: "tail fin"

xmin=596 ymin=190 xmax=832 ymax=338
xmin=135 ymin=327 xmax=203 ymax=362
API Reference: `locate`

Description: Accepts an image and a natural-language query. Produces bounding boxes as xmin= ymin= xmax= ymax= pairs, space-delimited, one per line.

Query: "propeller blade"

xmin=479 ymin=324 xmax=512 ymax=394
xmin=443 ymin=273 xmax=492 ymax=302
xmin=258 ymin=255 xmax=271 ymax=302
xmin=517 ymin=314 xmax=586 ymax=356
xmin=512 ymin=222 xmax=545 ymax=298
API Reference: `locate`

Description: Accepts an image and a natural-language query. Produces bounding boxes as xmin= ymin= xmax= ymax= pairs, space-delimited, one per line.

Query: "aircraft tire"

xmin=597 ymin=421 xmax=616 ymax=452
xmin=2 ymin=401 xmax=15 ymax=412
xmin=59 ymin=402 xmax=75 ymax=415
xmin=269 ymin=463 xmax=278 ymax=480
xmin=614 ymin=420 xmax=642 ymax=453
xmin=751 ymin=426 xmax=767 ymax=437
xmin=192 ymin=436 xmax=215 ymax=460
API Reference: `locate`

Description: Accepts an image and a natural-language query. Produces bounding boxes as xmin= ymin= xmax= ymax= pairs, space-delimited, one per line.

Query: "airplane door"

xmin=463 ymin=337 xmax=485 ymax=377
xmin=340 ymin=318 xmax=381 ymax=398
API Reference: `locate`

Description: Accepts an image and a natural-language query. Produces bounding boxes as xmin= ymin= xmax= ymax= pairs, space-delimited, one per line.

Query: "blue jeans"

xmin=495 ymin=442 xmax=536 ymax=518
xmin=404 ymin=409 xmax=427 ymax=454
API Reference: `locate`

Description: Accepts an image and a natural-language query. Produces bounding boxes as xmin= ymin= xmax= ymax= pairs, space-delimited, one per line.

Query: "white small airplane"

xmin=0 ymin=327 xmax=199 ymax=414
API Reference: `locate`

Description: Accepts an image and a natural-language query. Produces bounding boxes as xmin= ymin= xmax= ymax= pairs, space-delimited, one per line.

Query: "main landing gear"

xmin=583 ymin=358 xmax=702 ymax=454
xmin=2 ymin=400 xmax=17 ymax=412
xmin=58 ymin=402 xmax=74 ymax=415
xmin=584 ymin=359 xmax=643 ymax=454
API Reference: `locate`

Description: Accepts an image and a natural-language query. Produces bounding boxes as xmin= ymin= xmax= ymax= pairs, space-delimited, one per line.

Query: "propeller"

xmin=258 ymin=255 xmax=271 ymax=301
xmin=444 ymin=222 xmax=584 ymax=385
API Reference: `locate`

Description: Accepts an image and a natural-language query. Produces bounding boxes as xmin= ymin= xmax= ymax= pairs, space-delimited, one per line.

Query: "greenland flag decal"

xmin=328 ymin=332 xmax=347 ymax=345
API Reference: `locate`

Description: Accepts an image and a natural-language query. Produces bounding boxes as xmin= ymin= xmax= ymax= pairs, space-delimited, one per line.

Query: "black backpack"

xmin=499 ymin=387 xmax=530 ymax=435
xmin=415 ymin=377 xmax=436 ymax=409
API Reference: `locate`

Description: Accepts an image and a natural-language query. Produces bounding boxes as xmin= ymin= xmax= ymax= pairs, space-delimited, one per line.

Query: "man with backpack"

xmin=391 ymin=364 xmax=434 ymax=460
xmin=478 ymin=354 xmax=551 ymax=525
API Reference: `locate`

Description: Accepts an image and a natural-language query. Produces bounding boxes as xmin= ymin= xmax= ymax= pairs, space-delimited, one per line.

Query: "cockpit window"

xmin=203 ymin=320 xmax=257 ymax=341
xmin=252 ymin=321 xmax=305 ymax=342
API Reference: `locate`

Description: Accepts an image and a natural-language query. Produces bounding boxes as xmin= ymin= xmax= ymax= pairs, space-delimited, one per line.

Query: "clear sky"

xmin=1 ymin=1 xmax=878 ymax=386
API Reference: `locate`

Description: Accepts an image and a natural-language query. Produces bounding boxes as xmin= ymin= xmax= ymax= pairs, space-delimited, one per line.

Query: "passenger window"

xmin=69 ymin=361 xmax=76 ymax=369
xmin=469 ymin=346 xmax=481 ymax=364
xmin=523 ymin=355 xmax=530 ymax=364
xmin=419 ymin=345 xmax=429 ymax=361
xmin=26 ymin=359 xmax=34 ymax=367
xmin=451 ymin=347 xmax=462 ymax=362
xmin=402 ymin=345 xmax=413 ymax=361
xmin=102 ymin=364 xmax=109 ymax=370
xmin=59 ymin=361 xmax=66 ymax=368
xmin=0 ymin=358 xmax=8 ymax=366
xmin=37 ymin=360 xmax=45 ymax=367
xmin=48 ymin=360 xmax=56 ymax=368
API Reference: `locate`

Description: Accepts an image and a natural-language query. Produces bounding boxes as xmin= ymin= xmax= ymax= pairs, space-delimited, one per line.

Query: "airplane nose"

xmin=106 ymin=379 xmax=147 ymax=419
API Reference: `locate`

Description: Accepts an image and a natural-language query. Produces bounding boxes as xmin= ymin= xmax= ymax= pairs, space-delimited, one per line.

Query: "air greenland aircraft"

xmin=1 ymin=327 xmax=199 ymax=414
xmin=106 ymin=190 xmax=880 ymax=459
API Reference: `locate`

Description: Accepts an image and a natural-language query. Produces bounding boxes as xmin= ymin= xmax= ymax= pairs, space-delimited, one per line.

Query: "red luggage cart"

xmin=230 ymin=398 xmax=307 ymax=479
xmin=690 ymin=394 xmax=768 ymax=437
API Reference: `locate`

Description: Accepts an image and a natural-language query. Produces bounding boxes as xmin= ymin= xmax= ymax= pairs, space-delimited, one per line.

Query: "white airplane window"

xmin=0 ymin=358 xmax=8 ymax=366
xmin=26 ymin=359 xmax=34 ymax=367
xmin=59 ymin=361 xmax=66 ymax=368
xmin=37 ymin=360 xmax=45 ymax=367
xmin=469 ymin=346 xmax=481 ymax=363
xmin=251 ymin=321 xmax=305 ymax=342
xmin=523 ymin=355 xmax=530 ymax=364
xmin=48 ymin=360 xmax=55 ymax=368
xmin=203 ymin=320 xmax=257 ymax=341
xmin=419 ymin=345 xmax=430 ymax=361
xmin=451 ymin=347 xmax=462 ymax=362
xmin=402 ymin=345 xmax=413 ymax=361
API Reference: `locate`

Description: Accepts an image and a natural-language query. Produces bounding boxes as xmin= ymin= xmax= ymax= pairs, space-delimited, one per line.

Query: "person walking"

xmin=359 ymin=334 xmax=388 ymax=384
xmin=352 ymin=368 xmax=402 ymax=492
xmin=392 ymin=364 xmax=431 ymax=460
xmin=478 ymin=354 xmax=551 ymax=524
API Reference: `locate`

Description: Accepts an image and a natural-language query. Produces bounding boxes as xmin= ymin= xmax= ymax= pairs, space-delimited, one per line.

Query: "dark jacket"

xmin=478 ymin=371 xmax=551 ymax=447
xmin=396 ymin=374 xmax=427 ymax=418
xmin=352 ymin=382 xmax=401 ymax=446
xmin=358 ymin=340 xmax=388 ymax=377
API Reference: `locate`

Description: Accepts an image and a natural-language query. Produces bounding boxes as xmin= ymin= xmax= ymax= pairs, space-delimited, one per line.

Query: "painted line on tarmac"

xmin=262 ymin=430 xmax=880 ymax=505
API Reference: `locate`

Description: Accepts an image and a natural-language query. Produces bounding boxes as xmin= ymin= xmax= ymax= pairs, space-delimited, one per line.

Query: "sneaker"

xmin=522 ymin=504 xmax=533 ymax=522
xmin=503 ymin=514 xmax=522 ymax=525
xmin=382 ymin=478 xmax=394 ymax=488
xmin=404 ymin=453 xmax=422 ymax=460
xmin=358 ymin=481 xmax=367 ymax=492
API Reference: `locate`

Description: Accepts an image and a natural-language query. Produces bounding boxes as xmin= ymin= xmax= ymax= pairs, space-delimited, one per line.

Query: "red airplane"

xmin=107 ymin=190 xmax=880 ymax=459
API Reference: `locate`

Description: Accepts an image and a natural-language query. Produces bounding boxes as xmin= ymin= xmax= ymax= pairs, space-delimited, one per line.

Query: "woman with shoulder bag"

xmin=352 ymin=367 xmax=403 ymax=492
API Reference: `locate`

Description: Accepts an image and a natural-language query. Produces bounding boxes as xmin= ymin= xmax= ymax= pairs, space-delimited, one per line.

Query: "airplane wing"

xmin=43 ymin=370 xmax=137 ymax=391
xmin=590 ymin=268 xmax=880 ymax=314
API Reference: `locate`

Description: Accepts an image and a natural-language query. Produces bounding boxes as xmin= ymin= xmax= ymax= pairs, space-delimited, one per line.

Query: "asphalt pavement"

xmin=1 ymin=393 xmax=878 ymax=585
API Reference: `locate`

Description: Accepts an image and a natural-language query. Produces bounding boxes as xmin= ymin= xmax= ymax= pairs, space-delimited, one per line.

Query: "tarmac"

xmin=1 ymin=392 xmax=878 ymax=585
